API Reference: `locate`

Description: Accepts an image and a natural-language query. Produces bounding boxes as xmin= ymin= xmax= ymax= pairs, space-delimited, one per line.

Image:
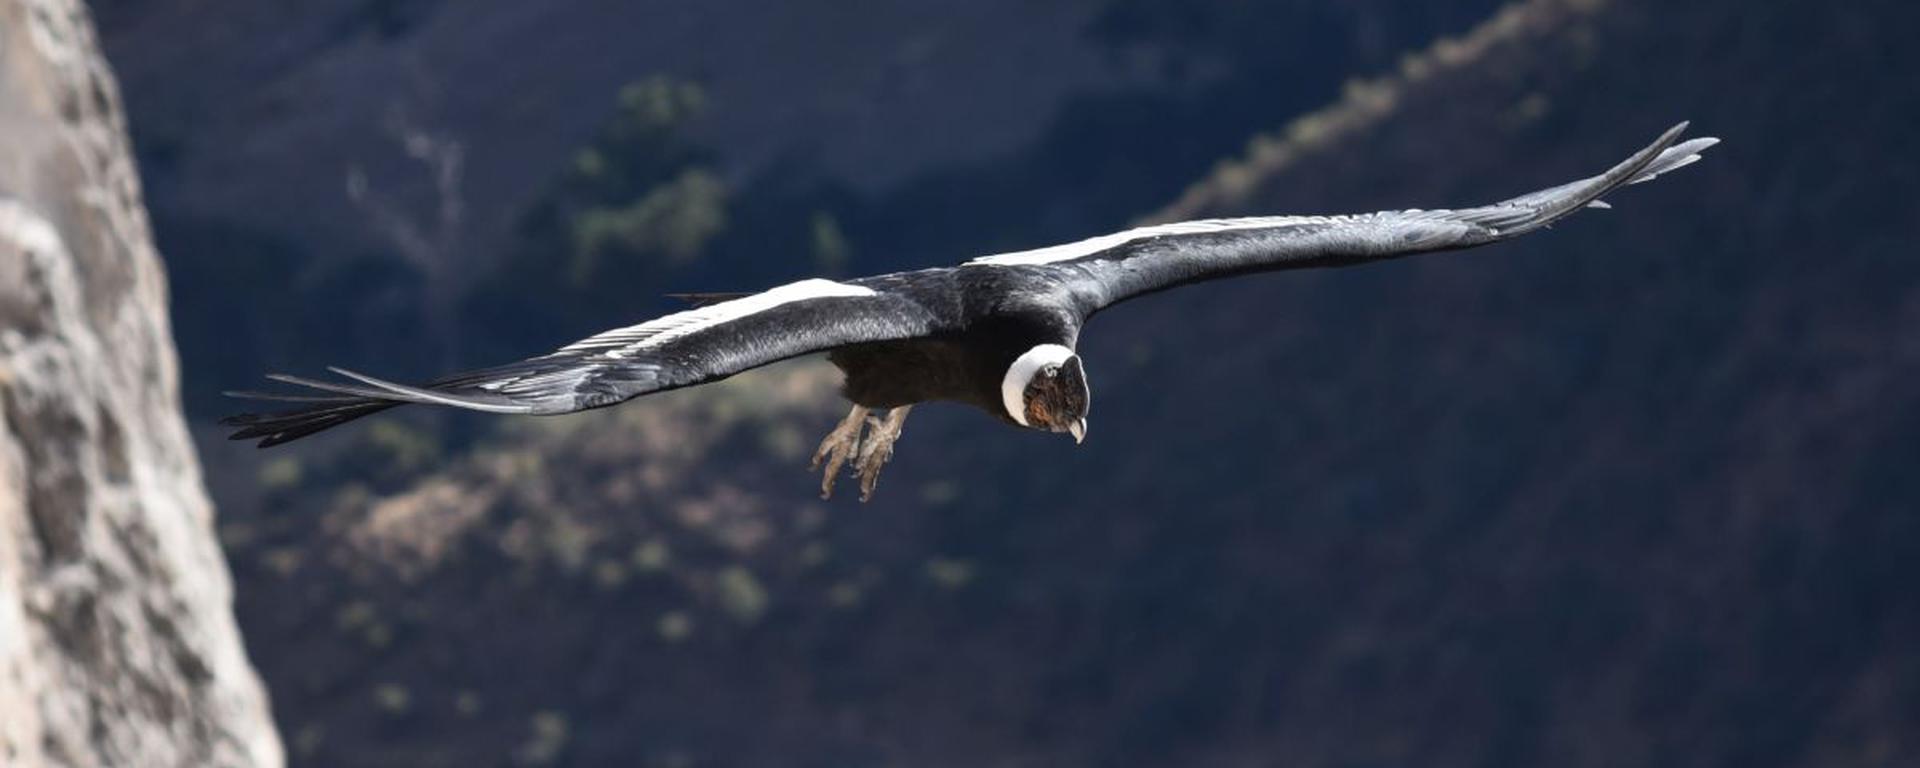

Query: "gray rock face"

xmin=0 ymin=1 xmax=283 ymax=766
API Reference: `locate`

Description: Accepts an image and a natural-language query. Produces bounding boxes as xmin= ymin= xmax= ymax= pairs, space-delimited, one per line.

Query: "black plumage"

xmin=226 ymin=123 xmax=1716 ymax=498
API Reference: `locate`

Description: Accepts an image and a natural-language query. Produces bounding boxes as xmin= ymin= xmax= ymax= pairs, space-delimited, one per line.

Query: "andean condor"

xmin=226 ymin=123 xmax=1718 ymax=500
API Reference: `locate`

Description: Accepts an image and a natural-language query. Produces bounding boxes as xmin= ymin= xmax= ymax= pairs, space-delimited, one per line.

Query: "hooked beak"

xmin=1068 ymin=418 xmax=1087 ymax=445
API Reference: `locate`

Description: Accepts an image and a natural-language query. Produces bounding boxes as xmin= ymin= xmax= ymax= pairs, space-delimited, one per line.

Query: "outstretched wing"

xmin=969 ymin=122 xmax=1716 ymax=315
xmin=224 ymin=277 xmax=949 ymax=446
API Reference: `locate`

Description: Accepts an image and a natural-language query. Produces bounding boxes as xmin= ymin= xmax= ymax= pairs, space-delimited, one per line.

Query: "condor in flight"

xmin=227 ymin=123 xmax=1717 ymax=501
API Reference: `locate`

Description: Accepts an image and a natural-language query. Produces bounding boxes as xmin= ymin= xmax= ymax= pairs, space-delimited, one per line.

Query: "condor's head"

xmin=1001 ymin=344 xmax=1090 ymax=443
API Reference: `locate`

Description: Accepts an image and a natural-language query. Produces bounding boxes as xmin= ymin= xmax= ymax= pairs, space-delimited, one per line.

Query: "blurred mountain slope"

xmin=1036 ymin=0 xmax=1920 ymax=763
xmin=90 ymin=0 xmax=1138 ymax=285
xmin=0 ymin=0 xmax=281 ymax=765
xmin=203 ymin=0 xmax=1920 ymax=765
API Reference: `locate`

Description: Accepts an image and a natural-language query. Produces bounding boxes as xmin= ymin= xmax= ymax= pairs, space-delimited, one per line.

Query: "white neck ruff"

xmin=1002 ymin=344 xmax=1076 ymax=426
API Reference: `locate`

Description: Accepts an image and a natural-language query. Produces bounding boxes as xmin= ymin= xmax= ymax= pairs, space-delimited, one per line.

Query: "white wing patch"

xmin=556 ymin=278 xmax=877 ymax=358
xmin=965 ymin=215 xmax=1353 ymax=267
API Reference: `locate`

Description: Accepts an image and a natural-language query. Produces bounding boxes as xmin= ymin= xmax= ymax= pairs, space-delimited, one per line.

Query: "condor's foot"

xmin=854 ymin=406 xmax=912 ymax=502
xmin=810 ymin=405 xmax=869 ymax=500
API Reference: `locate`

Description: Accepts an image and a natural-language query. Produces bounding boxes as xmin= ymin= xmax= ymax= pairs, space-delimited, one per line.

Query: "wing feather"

xmin=224 ymin=277 xmax=948 ymax=446
xmin=1019 ymin=123 xmax=1715 ymax=313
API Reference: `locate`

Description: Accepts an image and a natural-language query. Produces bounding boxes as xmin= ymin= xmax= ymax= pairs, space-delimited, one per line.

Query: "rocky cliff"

xmin=0 ymin=1 xmax=282 ymax=765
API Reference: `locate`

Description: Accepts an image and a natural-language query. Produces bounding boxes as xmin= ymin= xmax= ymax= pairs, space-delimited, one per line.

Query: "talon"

xmin=853 ymin=406 xmax=911 ymax=502
xmin=811 ymin=405 xmax=869 ymax=500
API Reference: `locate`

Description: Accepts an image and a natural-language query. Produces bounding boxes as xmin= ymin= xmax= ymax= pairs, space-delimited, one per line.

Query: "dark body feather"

xmin=833 ymin=266 xmax=1084 ymax=418
xmin=829 ymin=339 xmax=985 ymax=410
